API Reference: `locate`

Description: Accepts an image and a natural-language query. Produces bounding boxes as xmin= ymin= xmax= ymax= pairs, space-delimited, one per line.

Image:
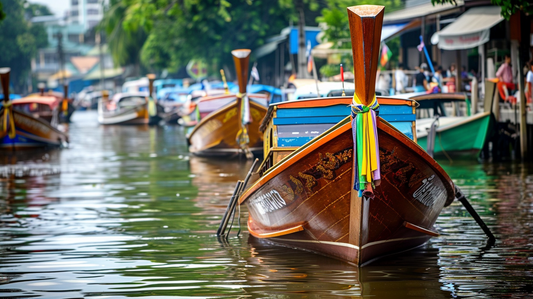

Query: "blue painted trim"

xmin=275 ymin=104 xmax=413 ymax=118
xmin=273 ymin=117 xmax=345 ymax=125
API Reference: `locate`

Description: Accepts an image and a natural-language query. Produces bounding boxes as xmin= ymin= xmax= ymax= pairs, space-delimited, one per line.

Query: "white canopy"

xmin=431 ymin=6 xmax=503 ymax=50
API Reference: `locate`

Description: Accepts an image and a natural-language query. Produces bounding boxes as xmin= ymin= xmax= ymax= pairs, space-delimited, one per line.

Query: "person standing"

xmin=526 ymin=60 xmax=533 ymax=105
xmin=496 ymin=55 xmax=516 ymax=103
xmin=395 ymin=64 xmax=407 ymax=94
xmin=414 ymin=63 xmax=429 ymax=92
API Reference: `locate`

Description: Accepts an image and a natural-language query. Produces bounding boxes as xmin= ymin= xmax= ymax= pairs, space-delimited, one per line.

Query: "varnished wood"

xmin=347 ymin=5 xmax=384 ymax=105
xmin=231 ymin=49 xmax=251 ymax=94
xmin=240 ymin=117 xmax=454 ymax=264
xmin=0 ymin=68 xmax=9 ymax=102
xmin=403 ymin=221 xmax=440 ymax=237
xmin=188 ymin=98 xmax=266 ymax=157
xmin=188 ymin=49 xmax=267 ymax=157
xmin=239 ymin=5 xmax=455 ymax=265
xmin=0 ymin=68 xmax=68 ymax=148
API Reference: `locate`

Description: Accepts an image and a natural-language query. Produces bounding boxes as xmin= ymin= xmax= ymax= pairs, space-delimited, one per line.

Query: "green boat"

xmin=408 ymin=92 xmax=493 ymax=158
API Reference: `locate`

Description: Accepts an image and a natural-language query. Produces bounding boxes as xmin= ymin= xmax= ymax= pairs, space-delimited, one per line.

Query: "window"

xmin=87 ymin=9 xmax=99 ymax=15
xmin=71 ymin=10 xmax=79 ymax=17
xmin=71 ymin=0 xmax=78 ymax=5
xmin=87 ymin=0 xmax=99 ymax=3
xmin=68 ymin=34 xmax=79 ymax=43
xmin=88 ymin=20 xmax=99 ymax=28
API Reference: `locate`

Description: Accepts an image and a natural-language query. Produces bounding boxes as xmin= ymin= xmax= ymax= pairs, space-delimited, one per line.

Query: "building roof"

xmin=71 ymin=56 xmax=100 ymax=74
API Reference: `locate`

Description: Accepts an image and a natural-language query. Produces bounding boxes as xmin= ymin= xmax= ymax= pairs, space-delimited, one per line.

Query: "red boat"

xmin=238 ymin=5 xmax=455 ymax=266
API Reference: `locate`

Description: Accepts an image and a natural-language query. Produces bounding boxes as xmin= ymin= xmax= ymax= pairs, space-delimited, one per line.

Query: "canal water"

xmin=1 ymin=111 xmax=532 ymax=298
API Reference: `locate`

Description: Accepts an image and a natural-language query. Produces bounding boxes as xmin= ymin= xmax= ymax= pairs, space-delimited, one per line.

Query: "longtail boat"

xmin=408 ymin=92 xmax=493 ymax=158
xmin=237 ymin=6 xmax=456 ymax=266
xmin=187 ymin=50 xmax=268 ymax=157
xmin=0 ymin=68 xmax=68 ymax=148
xmin=12 ymin=85 xmax=73 ymax=124
xmin=97 ymin=91 xmax=150 ymax=125
xmin=97 ymin=74 xmax=162 ymax=125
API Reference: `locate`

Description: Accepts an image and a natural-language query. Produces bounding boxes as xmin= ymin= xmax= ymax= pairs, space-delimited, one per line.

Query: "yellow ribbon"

xmin=351 ymin=94 xmax=381 ymax=195
xmin=62 ymin=99 xmax=68 ymax=116
xmin=2 ymin=101 xmax=16 ymax=139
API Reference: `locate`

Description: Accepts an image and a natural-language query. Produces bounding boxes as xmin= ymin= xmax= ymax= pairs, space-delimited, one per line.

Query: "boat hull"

xmin=187 ymin=99 xmax=267 ymax=157
xmin=97 ymin=101 xmax=149 ymax=125
xmin=0 ymin=109 xmax=68 ymax=149
xmin=240 ymin=117 xmax=454 ymax=265
xmin=417 ymin=112 xmax=492 ymax=157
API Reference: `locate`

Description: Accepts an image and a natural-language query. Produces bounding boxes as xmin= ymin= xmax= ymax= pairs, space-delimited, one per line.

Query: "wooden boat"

xmin=12 ymin=85 xmax=74 ymax=124
xmin=237 ymin=6 xmax=455 ymax=266
xmin=409 ymin=92 xmax=493 ymax=157
xmin=98 ymin=91 xmax=150 ymax=125
xmin=187 ymin=49 xmax=268 ymax=157
xmin=0 ymin=68 xmax=68 ymax=148
xmin=98 ymin=74 xmax=162 ymax=125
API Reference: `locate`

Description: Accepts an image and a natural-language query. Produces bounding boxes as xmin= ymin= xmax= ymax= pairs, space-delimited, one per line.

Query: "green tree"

xmin=0 ymin=2 xmax=5 ymax=21
xmin=431 ymin=0 xmax=532 ymax=19
xmin=102 ymin=0 xmax=323 ymax=77
xmin=99 ymin=0 xmax=148 ymax=75
xmin=25 ymin=3 xmax=53 ymax=17
xmin=0 ymin=0 xmax=49 ymax=92
xmin=316 ymin=0 xmax=403 ymax=77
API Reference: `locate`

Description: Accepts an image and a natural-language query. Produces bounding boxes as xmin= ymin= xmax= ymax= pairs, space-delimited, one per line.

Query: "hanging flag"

xmin=251 ymin=65 xmax=260 ymax=81
xmin=417 ymin=39 xmax=425 ymax=52
xmin=380 ymin=43 xmax=393 ymax=67
xmin=306 ymin=40 xmax=313 ymax=73
xmin=340 ymin=64 xmax=344 ymax=81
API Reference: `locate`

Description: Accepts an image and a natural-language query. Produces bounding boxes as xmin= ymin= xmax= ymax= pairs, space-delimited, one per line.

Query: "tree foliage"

xmin=316 ymin=0 xmax=403 ymax=77
xmin=0 ymin=0 xmax=49 ymax=92
xmin=101 ymin=0 xmax=322 ymax=76
xmin=431 ymin=0 xmax=532 ymax=19
xmin=99 ymin=0 xmax=148 ymax=74
xmin=25 ymin=3 xmax=53 ymax=18
xmin=0 ymin=2 xmax=5 ymax=21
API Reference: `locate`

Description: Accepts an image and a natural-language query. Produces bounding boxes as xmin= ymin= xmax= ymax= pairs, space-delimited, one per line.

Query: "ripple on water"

xmin=1 ymin=112 xmax=532 ymax=298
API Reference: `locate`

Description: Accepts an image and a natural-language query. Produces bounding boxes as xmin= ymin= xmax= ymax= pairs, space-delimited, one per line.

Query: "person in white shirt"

xmin=395 ymin=64 xmax=407 ymax=94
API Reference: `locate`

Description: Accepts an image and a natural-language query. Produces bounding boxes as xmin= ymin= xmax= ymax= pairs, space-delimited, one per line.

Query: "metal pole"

xmin=97 ymin=32 xmax=104 ymax=91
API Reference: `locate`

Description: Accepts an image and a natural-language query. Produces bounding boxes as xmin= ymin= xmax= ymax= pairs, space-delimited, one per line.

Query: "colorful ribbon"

xmin=236 ymin=92 xmax=250 ymax=149
xmin=62 ymin=99 xmax=68 ymax=116
xmin=351 ymin=94 xmax=381 ymax=197
xmin=2 ymin=101 xmax=16 ymax=139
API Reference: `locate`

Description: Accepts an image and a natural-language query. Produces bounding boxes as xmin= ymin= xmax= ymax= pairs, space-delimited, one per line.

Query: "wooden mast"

xmin=0 ymin=68 xmax=9 ymax=103
xmin=147 ymin=74 xmax=156 ymax=98
xmin=231 ymin=49 xmax=252 ymax=157
xmin=346 ymin=5 xmax=385 ymax=260
xmin=232 ymin=49 xmax=251 ymax=95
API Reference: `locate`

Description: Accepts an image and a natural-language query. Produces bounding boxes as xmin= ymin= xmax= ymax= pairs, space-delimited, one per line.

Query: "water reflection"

xmin=0 ymin=111 xmax=532 ymax=298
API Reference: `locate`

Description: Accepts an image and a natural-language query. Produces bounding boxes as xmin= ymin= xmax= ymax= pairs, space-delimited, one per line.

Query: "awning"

xmin=384 ymin=0 xmax=464 ymax=24
xmin=431 ymin=6 xmax=503 ymax=50
xmin=381 ymin=19 xmax=421 ymax=41
xmin=311 ymin=42 xmax=350 ymax=59
xmin=255 ymin=40 xmax=283 ymax=58
xmin=84 ymin=66 xmax=124 ymax=80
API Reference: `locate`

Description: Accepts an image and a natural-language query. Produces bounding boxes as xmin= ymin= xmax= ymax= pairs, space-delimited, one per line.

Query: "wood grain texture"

xmin=347 ymin=5 xmax=384 ymax=105
xmin=231 ymin=49 xmax=251 ymax=94
xmin=0 ymin=109 xmax=68 ymax=148
xmin=241 ymin=117 xmax=454 ymax=265
xmin=188 ymin=99 xmax=267 ymax=157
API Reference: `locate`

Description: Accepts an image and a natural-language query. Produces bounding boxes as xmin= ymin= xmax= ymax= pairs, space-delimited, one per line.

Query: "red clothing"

xmin=497 ymin=81 xmax=516 ymax=103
